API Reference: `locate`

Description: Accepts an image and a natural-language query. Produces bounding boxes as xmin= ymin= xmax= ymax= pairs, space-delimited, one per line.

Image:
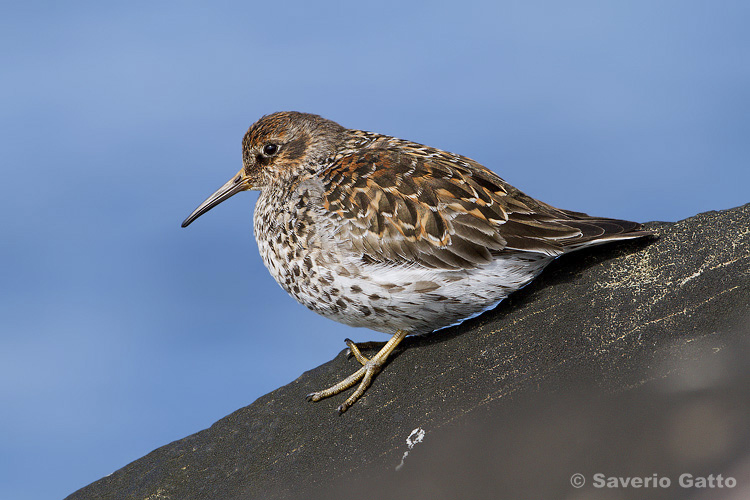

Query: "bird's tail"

xmin=556 ymin=210 xmax=655 ymax=252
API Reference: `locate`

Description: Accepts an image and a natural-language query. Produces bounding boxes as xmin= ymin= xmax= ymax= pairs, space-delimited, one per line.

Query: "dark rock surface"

xmin=66 ymin=204 xmax=750 ymax=500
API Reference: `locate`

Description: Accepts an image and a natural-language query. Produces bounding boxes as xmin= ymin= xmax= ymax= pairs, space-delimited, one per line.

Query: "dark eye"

xmin=263 ymin=144 xmax=279 ymax=156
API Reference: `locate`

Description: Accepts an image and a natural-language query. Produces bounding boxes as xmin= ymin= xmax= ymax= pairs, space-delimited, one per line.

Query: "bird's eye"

xmin=263 ymin=144 xmax=279 ymax=156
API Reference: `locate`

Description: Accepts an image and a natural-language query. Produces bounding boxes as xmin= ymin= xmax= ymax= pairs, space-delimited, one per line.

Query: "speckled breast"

xmin=252 ymin=183 xmax=365 ymax=324
xmin=252 ymin=182 xmax=424 ymax=334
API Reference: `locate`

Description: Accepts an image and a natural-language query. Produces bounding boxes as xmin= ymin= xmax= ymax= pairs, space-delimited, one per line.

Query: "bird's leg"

xmin=306 ymin=329 xmax=408 ymax=414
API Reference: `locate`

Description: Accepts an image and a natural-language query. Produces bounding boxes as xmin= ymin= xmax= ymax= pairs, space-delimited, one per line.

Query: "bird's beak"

xmin=181 ymin=170 xmax=252 ymax=228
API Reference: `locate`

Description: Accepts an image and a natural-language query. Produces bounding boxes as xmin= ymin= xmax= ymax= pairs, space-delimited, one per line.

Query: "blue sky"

xmin=1 ymin=2 xmax=749 ymax=499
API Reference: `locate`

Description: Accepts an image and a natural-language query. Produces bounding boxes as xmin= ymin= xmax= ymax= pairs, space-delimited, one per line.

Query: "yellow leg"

xmin=306 ymin=329 xmax=408 ymax=414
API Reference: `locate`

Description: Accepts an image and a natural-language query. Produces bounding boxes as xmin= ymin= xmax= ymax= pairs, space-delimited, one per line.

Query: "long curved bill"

xmin=181 ymin=170 xmax=252 ymax=228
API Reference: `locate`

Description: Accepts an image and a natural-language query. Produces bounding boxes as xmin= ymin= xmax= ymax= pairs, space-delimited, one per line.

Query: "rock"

xmin=66 ymin=204 xmax=750 ymax=500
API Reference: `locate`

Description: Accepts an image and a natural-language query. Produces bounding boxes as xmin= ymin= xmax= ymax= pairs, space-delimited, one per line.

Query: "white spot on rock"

xmin=395 ymin=427 xmax=426 ymax=471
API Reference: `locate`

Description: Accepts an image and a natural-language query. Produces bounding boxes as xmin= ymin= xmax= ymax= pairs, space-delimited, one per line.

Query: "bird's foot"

xmin=306 ymin=329 xmax=408 ymax=414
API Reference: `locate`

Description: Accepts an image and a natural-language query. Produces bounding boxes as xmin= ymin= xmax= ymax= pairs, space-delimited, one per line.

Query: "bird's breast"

xmin=253 ymin=187 xmax=353 ymax=317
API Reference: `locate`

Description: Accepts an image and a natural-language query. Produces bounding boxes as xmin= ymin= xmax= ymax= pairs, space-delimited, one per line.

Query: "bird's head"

xmin=181 ymin=111 xmax=345 ymax=228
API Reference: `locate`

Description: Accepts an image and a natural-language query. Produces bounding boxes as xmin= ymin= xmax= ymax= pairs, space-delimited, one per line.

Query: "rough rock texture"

xmin=67 ymin=204 xmax=750 ymax=500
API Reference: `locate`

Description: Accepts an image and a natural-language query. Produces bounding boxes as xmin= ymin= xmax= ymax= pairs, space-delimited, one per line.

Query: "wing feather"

xmin=319 ymin=145 xmax=649 ymax=269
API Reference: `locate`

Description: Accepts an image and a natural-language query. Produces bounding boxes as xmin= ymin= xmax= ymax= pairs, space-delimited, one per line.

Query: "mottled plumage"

xmin=182 ymin=111 xmax=653 ymax=413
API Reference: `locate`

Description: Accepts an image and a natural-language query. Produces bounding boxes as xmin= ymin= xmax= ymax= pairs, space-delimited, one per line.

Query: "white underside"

xmin=316 ymin=253 xmax=553 ymax=335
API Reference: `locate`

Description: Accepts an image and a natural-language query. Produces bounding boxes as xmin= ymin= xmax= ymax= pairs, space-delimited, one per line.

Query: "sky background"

xmin=1 ymin=1 xmax=749 ymax=499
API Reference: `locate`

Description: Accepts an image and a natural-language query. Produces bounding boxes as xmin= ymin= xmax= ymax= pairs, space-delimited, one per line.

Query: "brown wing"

xmin=320 ymin=147 xmax=648 ymax=269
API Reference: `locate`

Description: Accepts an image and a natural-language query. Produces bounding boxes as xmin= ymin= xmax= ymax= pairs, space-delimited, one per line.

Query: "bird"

xmin=181 ymin=111 xmax=653 ymax=414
